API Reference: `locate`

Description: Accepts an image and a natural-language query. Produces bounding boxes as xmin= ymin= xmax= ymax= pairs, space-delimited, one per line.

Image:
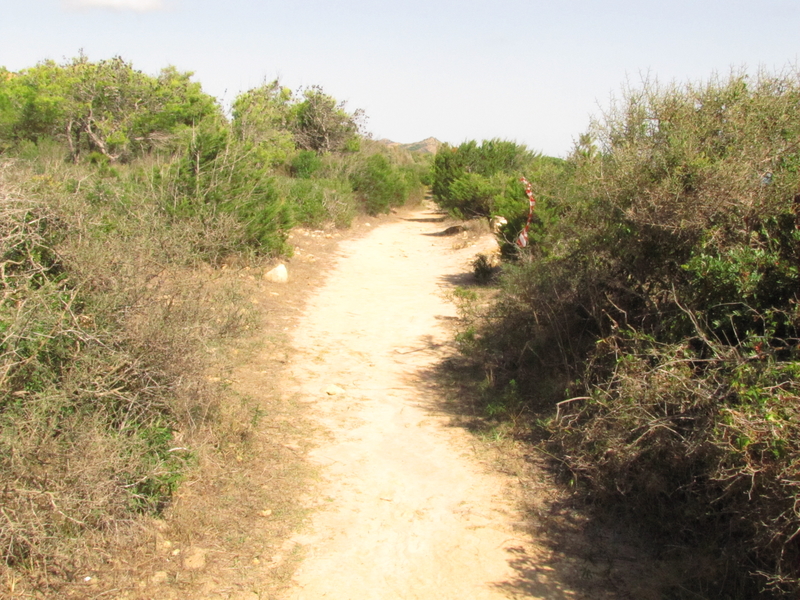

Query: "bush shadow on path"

xmin=404 ymin=270 xmax=689 ymax=600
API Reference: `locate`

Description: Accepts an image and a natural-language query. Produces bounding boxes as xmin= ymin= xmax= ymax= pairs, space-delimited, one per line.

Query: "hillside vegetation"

xmin=0 ymin=55 xmax=427 ymax=593
xmin=435 ymin=71 xmax=800 ymax=598
xmin=6 ymin=50 xmax=800 ymax=599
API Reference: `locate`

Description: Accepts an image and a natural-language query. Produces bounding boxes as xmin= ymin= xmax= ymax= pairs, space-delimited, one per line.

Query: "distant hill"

xmin=375 ymin=137 xmax=442 ymax=155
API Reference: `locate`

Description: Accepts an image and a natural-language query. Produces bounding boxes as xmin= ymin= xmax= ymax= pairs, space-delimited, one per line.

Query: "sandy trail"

xmin=281 ymin=207 xmax=567 ymax=600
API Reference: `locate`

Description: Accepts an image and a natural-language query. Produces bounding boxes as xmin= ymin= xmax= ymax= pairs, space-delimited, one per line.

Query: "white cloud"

xmin=64 ymin=0 xmax=165 ymax=12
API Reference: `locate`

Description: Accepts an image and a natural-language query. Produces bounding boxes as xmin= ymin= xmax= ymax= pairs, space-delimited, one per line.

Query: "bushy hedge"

xmin=0 ymin=147 xmax=253 ymax=582
xmin=350 ymin=153 xmax=422 ymax=216
xmin=0 ymin=56 xmax=219 ymax=161
xmin=278 ymin=177 xmax=356 ymax=228
xmin=429 ymin=139 xmax=567 ymax=258
xmin=164 ymin=118 xmax=294 ymax=255
xmin=432 ymin=139 xmax=527 ymax=217
xmin=461 ymin=71 xmax=800 ymax=596
xmin=349 ymin=153 xmax=403 ymax=215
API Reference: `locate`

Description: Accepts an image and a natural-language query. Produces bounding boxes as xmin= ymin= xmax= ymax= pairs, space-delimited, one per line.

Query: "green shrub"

xmin=280 ymin=177 xmax=355 ymax=228
xmin=431 ymin=139 xmax=543 ymax=216
xmin=290 ymin=86 xmax=364 ymax=154
xmin=231 ymin=79 xmax=295 ymax=167
xmin=446 ymin=172 xmax=499 ymax=218
xmin=165 ymin=120 xmax=293 ymax=256
xmin=290 ymin=150 xmax=322 ymax=179
xmin=429 ymin=138 xmax=567 ymax=253
xmin=350 ymin=153 xmax=409 ymax=215
xmin=0 ymin=55 xmax=219 ymax=161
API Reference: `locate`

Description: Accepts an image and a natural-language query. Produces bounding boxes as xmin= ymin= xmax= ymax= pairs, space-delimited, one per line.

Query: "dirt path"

xmin=99 ymin=205 xmax=663 ymax=600
xmin=279 ymin=207 xmax=570 ymax=600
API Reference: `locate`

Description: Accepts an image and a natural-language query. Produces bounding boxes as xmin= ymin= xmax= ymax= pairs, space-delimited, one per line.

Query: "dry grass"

xmin=0 ymin=153 xmax=312 ymax=599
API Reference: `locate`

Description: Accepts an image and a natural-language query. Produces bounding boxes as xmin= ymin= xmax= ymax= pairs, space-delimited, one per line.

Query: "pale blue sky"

xmin=1 ymin=0 xmax=798 ymax=156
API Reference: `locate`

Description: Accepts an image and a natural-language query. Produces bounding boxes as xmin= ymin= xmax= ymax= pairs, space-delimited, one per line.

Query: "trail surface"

xmin=281 ymin=207 xmax=570 ymax=600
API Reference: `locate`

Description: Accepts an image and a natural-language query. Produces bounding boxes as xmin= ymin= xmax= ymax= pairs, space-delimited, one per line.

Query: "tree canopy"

xmin=0 ymin=55 xmax=219 ymax=161
xmin=290 ymin=86 xmax=364 ymax=154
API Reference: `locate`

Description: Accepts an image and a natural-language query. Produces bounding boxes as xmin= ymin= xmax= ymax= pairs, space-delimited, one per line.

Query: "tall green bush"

xmin=290 ymin=150 xmax=323 ymax=179
xmin=350 ymin=153 xmax=409 ymax=215
xmin=291 ymin=86 xmax=364 ymax=155
xmin=161 ymin=117 xmax=292 ymax=256
xmin=231 ymin=80 xmax=295 ymax=167
xmin=279 ymin=177 xmax=355 ymax=228
xmin=0 ymin=55 xmax=219 ymax=161
xmin=430 ymin=139 xmax=566 ymax=243
xmin=431 ymin=139 xmax=533 ymax=215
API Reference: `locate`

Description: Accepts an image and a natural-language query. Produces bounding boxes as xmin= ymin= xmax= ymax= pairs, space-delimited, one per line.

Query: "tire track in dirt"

xmin=280 ymin=206 xmax=576 ymax=600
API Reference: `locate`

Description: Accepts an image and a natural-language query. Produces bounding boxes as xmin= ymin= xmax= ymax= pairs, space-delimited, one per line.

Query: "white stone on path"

xmin=265 ymin=264 xmax=289 ymax=283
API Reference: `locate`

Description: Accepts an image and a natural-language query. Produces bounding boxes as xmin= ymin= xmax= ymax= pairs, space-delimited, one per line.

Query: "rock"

xmin=183 ymin=547 xmax=208 ymax=570
xmin=264 ymin=263 xmax=289 ymax=283
xmin=325 ymin=384 xmax=345 ymax=395
xmin=441 ymin=225 xmax=466 ymax=236
xmin=490 ymin=215 xmax=508 ymax=233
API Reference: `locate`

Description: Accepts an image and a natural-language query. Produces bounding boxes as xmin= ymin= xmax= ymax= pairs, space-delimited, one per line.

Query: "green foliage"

xmin=291 ymin=86 xmax=364 ymax=154
xmin=279 ymin=177 xmax=356 ymax=228
xmin=0 ymin=55 xmax=219 ymax=162
xmin=430 ymin=138 xmax=567 ymax=250
xmin=432 ymin=139 xmax=529 ymax=198
xmin=350 ymin=153 xmax=409 ymax=215
xmin=2 ymin=57 xmax=421 ymax=258
xmin=432 ymin=139 xmax=528 ymax=212
xmin=290 ymin=150 xmax=323 ymax=179
xmin=231 ymin=79 xmax=294 ymax=166
xmin=130 ymin=423 xmax=194 ymax=514
xmin=0 ymin=69 xmax=16 ymax=146
xmin=228 ymin=177 xmax=293 ymax=252
xmin=231 ymin=81 xmax=366 ymax=162
xmin=446 ymin=172 xmax=499 ymax=217
xmin=163 ymin=117 xmax=292 ymax=255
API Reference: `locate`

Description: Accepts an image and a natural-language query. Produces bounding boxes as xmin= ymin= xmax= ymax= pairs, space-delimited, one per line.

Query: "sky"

xmin=1 ymin=0 xmax=799 ymax=157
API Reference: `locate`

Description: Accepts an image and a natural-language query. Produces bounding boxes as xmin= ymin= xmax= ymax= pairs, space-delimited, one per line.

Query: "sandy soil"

xmin=279 ymin=206 xmax=578 ymax=600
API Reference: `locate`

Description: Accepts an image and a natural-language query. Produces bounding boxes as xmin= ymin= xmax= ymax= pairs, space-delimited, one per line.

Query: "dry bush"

xmin=458 ymin=70 xmax=800 ymax=597
xmin=0 ymin=155 xmax=258 ymax=595
xmin=550 ymin=327 xmax=800 ymax=597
